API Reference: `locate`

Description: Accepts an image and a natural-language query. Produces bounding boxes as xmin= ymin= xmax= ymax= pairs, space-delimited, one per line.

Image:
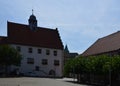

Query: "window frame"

xmin=42 ymin=59 xmax=48 ymax=65
xmin=53 ymin=50 xmax=57 ymax=56
xmin=28 ymin=48 xmax=32 ymax=53
xmin=35 ymin=66 xmax=39 ymax=71
xmin=27 ymin=58 xmax=34 ymax=64
xmin=46 ymin=49 xmax=50 ymax=55
xmin=54 ymin=60 xmax=60 ymax=66
xmin=38 ymin=49 xmax=42 ymax=54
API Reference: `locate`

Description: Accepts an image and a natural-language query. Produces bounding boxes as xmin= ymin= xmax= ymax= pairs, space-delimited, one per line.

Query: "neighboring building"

xmin=82 ymin=31 xmax=120 ymax=57
xmin=64 ymin=45 xmax=78 ymax=64
xmin=0 ymin=13 xmax=64 ymax=77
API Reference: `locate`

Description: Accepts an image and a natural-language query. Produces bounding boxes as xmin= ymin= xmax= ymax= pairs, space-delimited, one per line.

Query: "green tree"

xmin=64 ymin=58 xmax=74 ymax=77
xmin=0 ymin=45 xmax=22 ymax=75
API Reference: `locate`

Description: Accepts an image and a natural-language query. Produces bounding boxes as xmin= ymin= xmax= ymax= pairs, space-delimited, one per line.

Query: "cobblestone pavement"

xmin=0 ymin=77 xmax=89 ymax=86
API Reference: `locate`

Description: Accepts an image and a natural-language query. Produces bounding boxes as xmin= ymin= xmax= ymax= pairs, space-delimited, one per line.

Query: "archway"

xmin=49 ymin=69 xmax=55 ymax=76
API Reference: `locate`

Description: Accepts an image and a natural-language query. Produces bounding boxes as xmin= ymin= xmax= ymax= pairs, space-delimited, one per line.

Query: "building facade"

xmin=11 ymin=44 xmax=63 ymax=77
xmin=0 ymin=13 xmax=64 ymax=77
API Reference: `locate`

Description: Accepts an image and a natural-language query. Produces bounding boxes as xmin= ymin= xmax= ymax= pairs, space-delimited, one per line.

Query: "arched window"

xmin=49 ymin=70 xmax=55 ymax=75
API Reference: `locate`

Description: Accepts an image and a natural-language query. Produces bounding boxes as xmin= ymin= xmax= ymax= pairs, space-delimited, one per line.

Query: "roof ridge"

xmin=99 ymin=31 xmax=120 ymax=40
xmin=8 ymin=21 xmax=27 ymax=26
xmin=8 ymin=21 xmax=56 ymax=31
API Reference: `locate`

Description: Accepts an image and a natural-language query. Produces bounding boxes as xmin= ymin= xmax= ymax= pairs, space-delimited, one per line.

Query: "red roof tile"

xmin=6 ymin=21 xmax=63 ymax=50
xmin=82 ymin=31 xmax=120 ymax=56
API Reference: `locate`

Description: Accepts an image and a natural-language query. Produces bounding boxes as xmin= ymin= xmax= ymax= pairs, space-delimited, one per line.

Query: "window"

xmin=53 ymin=51 xmax=57 ymax=56
xmin=54 ymin=60 xmax=59 ymax=66
xmin=35 ymin=66 xmax=39 ymax=71
xmin=38 ymin=49 xmax=42 ymax=54
xmin=42 ymin=59 xmax=48 ymax=65
xmin=27 ymin=58 xmax=34 ymax=64
xmin=16 ymin=46 xmax=21 ymax=52
xmin=28 ymin=48 xmax=32 ymax=53
xmin=46 ymin=50 xmax=50 ymax=55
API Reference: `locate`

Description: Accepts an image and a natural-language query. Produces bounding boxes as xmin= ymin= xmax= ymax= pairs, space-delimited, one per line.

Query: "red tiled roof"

xmin=6 ymin=21 xmax=63 ymax=50
xmin=82 ymin=31 xmax=120 ymax=56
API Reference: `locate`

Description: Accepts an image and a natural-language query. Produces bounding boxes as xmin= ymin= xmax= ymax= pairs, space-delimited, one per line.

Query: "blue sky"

xmin=0 ymin=0 xmax=120 ymax=54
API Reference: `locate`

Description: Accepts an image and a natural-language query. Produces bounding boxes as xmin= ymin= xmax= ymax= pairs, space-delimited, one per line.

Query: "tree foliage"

xmin=0 ymin=45 xmax=22 ymax=66
xmin=64 ymin=55 xmax=120 ymax=76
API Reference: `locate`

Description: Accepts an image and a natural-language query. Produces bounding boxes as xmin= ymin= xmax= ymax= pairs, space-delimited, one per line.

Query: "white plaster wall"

xmin=11 ymin=44 xmax=63 ymax=77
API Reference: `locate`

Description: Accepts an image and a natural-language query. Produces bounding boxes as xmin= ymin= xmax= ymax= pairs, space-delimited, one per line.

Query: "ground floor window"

xmin=35 ymin=66 xmax=39 ymax=71
xmin=42 ymin=59 xmax=48 ymax=65
xmin=27 ymin=58 xmax=34 ymax=64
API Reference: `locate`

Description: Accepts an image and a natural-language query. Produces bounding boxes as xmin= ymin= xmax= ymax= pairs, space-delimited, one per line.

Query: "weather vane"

xmin=32 ymin=9 xmax=34 ymax=15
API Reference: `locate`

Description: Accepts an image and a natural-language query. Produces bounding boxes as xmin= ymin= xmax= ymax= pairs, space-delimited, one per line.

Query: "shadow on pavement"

xmin=64 ymin=80 xmax=92 ymax=86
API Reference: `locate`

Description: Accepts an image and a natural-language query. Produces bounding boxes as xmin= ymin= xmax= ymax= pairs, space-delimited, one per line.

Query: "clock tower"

xmin=28 ymin=10 xmax=37 ymax=31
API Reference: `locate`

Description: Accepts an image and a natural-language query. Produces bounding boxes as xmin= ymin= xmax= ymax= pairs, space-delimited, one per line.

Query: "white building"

xmin=0 ymin=13 xmax=64 ymax=77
